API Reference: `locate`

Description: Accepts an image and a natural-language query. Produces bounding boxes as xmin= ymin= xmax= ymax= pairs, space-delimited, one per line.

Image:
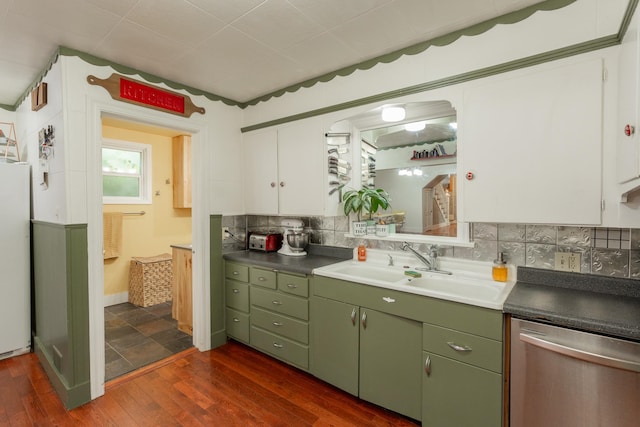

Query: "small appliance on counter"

xmin=248 ymin=233 xmax=283 ymax=252
xmin=278 ymin=219 xmax=309 ymax=257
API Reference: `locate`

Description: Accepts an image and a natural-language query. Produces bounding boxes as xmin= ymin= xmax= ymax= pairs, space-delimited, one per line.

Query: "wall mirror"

xmin=340 ymin=100 xmax=470 ymax=245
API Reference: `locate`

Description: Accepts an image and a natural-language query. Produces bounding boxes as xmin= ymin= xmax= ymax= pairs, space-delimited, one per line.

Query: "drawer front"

xmin=250 ymin=326 xmax=308 ymax=370
xmin=250 ymin=267 xmax=277 ymax=289
xmin=251 ymin=286 xmax=309 ymax=320
xmin=313 ymin=276 xmax=503 ymax=340
xmin=226 ymin=308 xmax=249 ymax=343
xmin=422 ymin=323 xmax=502 ymax=373
xmin=225 ymin=262 xmax=248 ymax=282
xmin=225 ymin=281 xmax=249 ymax=312
xmin=251 ymin=306 xmax=308 ymax=344
xmin=278 ymin=273 xmax=309 ymax=298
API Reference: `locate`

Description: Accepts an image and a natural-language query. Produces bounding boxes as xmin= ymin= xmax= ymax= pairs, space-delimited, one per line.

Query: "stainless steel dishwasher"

xmin=510 ymin=318 xmax=640 ymax=427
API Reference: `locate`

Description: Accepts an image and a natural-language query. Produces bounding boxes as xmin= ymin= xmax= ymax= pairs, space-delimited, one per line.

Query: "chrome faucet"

xmin=401 ymin=242 xmax=452 ymax=275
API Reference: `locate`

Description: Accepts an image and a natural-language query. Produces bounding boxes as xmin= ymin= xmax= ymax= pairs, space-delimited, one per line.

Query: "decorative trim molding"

xmin=3 ymin=0 xmax=637 ymax=115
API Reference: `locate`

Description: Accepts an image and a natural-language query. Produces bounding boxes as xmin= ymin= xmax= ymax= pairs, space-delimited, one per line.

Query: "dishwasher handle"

xmin=520 ymin=332 xmax=640 ymax=373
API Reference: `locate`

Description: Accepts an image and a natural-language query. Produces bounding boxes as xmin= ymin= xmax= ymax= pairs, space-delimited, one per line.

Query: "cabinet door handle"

xmin=382 ymin=296 xmax=395 ymax=303
xmin=270 ymin=182 xmax=276 ymax=188
xmin=280 ymin=181 xmax=285 ymax=187
xmin=273 ymin=342 xmax=284 ymax=349
xmin=232 ymin=289 xmax=240 ymax=294
xmin=447 ymin=342 xmax=472 ymax=353
xmin=272 ymin=321 xmax=283 ymax=327
xmin=232 ymin=317 xmax=240 ymax=323
xmin=425 ymin=355 xmax=431 ymax=376
xmin=286 ymin=283 xmax=298 ymax=289
xmin=272 ymin=300 xmax=282 ymax=306
xmin=351 ymin=307 xmax=357 ymax=326
xmin=361 ymin=311 xmax=367 ymax=329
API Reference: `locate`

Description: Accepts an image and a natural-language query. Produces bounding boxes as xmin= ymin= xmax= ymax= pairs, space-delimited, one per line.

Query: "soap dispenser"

xmin=492 ymin=252 xmax=508 ymax=282
xmin=357 ymin=243 xmax=367 ymax=261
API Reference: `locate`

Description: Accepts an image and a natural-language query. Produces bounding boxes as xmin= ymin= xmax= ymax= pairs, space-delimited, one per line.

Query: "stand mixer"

xmin=278 ymin=219 xmax=309 ymax=256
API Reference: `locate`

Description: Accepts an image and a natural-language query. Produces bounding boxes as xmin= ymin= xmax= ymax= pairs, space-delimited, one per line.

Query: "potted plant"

xmin=342 ymin=187 xmax=391 ymax=236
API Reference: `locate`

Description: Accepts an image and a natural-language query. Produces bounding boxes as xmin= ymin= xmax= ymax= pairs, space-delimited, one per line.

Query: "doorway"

xmin=100 ymin=117 xmax=194 ymax=381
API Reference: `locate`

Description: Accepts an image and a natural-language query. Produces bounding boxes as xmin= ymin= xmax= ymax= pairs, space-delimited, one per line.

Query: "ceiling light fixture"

xmin=381 ymin=106 xmax=405 ymax=122
xmin=404 ymin=121 xmax=426 ymax=132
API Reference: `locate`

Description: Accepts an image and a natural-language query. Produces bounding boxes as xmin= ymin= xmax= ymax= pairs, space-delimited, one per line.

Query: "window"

xmin=102 ymin=139 xmax=152 ymax=204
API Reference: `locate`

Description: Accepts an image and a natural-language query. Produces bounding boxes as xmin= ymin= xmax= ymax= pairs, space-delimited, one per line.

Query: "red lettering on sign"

xmin=119 ymin=78 xmax=185 ymax=114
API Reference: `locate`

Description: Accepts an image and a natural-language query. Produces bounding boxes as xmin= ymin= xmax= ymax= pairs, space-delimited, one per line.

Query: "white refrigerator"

xmin=0 ymin=162 xmax=31 ymax=360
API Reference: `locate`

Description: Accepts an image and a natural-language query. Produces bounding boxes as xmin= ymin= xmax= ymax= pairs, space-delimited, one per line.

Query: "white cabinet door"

xmin=277 ymin=119 xmax=325 ymax=216
xmin=617 ymin=16 xmax=640 ymax=184
xmin=243 ymin=119 xmax=325 ymax=216
xmin=461 ymin=58 xmax=603 ymax=225
xmin=243 ymin=128 xmax=279 ymax=215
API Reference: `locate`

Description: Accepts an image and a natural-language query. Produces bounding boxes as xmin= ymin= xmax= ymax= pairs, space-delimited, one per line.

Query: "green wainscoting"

xmin=32 ymin=221 xmax=90 ymax=410
xmin=210 ymin=214 xmax=226 ymax=348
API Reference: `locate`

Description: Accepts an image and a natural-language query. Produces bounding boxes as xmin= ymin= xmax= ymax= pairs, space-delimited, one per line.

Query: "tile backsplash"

xmin=221 ymin=215 xmax=640 ymax=280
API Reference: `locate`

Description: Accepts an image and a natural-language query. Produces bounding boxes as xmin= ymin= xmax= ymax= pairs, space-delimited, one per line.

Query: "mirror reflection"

xmin=355 ymin=102 xmax=458 ymax=238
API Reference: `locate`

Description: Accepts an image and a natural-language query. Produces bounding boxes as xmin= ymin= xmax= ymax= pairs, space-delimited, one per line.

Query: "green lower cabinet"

xmin=359 ymin=308 xmax=422 ymax=421
xmin=422 ymin=352 xmax=502 ymax=427
xmin=310 ymin=296 xmax=359 ymax=396
xmin=310 ymin=296 xmax=422 ymax=421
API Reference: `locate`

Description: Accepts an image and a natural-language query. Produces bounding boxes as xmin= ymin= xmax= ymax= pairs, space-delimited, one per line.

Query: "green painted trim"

xmin=32 ymin=221 xmax=90 ymax=410
xmin=4 ymin=50 xmax=61 ymax=112
xmin=241 ymin=0 xmax=580 ymax=107
xmin=210 ymin=215 xmax=225 ymax=348
xmin=618 ymin=0 xmax=640 ymax=39
xmin=241 ymin=35 xmax=619 ymax=133
xmin=58 ymin=47 xmax=241 ymax=108
xmin=34 ymin=337 xmax=91 ymax=410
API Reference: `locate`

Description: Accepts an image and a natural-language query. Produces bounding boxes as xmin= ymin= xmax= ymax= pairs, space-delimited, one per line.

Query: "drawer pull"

xmin=425 ymin=355 xmax=431 ymax=376
xmin=232 ymin=271 xmax=239 ymax=276
xmin=273 ymin=342 xmax=284 ymax=349
xmin=258 ymin=276 xmax=267 ymax=281
xmin=351 ymin=307 xmax=357 ymax=326
xmin=447 ymin=342 xmax=472 ymax=353
xmin=286 ymin=283 xmax=298 ymax=289
xmin=232 ymin=317 xmax=240 ymax=323
xmin=382 ymin=296 xmax=396 ymax=303
xmin=272 ymin=322 xmax=283 ymax=327
xmin=272 ymin=300 xmax=282 ymax=306
xmin=232 ymin=289 xmax=240 ymax=294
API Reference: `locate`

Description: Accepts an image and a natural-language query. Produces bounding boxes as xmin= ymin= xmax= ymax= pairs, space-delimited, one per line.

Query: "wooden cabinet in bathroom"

xmin=172 ymin=135 xmax=191 ymax=209
xmin=172 ymin=246 xmax=192 ymax=335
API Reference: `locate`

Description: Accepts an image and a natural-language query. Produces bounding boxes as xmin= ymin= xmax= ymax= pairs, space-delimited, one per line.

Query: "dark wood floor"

xmin=0 ymin=340 xmax=420 ymax=426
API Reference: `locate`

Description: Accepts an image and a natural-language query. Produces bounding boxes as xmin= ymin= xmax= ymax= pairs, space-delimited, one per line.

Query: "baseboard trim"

xmin=104 ymin=292 xmax=128 ymax=307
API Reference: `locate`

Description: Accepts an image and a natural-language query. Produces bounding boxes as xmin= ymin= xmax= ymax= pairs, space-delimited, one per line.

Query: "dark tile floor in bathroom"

xmin=105 ymin=301 xmax=193 ymax=381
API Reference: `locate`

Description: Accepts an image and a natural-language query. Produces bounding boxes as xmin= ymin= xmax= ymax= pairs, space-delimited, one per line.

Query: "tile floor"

xmin=105 ymin=301 xmax=193 ymax=381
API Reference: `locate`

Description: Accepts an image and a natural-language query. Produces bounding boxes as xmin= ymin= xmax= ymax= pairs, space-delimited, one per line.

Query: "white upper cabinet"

xmin=243 ymin=118 xmax=325 ymax=216
xmin=617 ymin=11 xmax=640 ymax=189
xmin=461 ymin=58 xmax=603 ymax=225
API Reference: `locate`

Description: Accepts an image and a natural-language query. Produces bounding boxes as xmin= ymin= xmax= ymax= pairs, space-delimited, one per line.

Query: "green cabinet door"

xmin=359 ymin=308 xmax=422 ymax=421
xmin=422 ymin=352 xmax=502 ymax=427
xmin=310 ymin=296 xmax=359 ymax=396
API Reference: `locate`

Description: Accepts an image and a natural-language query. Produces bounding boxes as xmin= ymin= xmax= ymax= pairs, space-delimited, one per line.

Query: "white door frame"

xmin=86 ymin=99 xmax=210 ymax=400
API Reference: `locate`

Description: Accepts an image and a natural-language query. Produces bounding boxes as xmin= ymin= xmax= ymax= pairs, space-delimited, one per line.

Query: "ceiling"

xmin=0 ymin=0 xmax=554 ymax=108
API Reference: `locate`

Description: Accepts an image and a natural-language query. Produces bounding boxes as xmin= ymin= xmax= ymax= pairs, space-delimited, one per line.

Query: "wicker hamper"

xmin=128 ymin=253 xmax=173 ymax=307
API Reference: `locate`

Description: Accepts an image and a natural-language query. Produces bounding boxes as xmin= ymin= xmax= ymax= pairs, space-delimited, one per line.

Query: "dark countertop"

xmin=504 ymin=267 xmax=640 ymax=342
xmin=223 ymin=244 xmax=353 ymax=275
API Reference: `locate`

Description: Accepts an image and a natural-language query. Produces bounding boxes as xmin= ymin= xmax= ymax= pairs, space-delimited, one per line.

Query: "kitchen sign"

xmin=87 ymin=74 xmax=205 ymax=117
